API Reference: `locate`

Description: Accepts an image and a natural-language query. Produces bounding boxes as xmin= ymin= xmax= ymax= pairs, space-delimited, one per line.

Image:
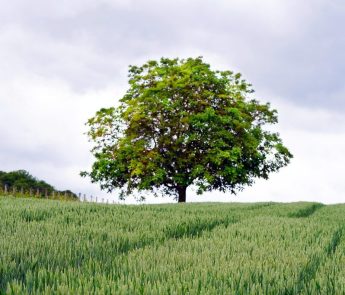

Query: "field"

xmin=1 ymin=196 xmax=345 ymax=294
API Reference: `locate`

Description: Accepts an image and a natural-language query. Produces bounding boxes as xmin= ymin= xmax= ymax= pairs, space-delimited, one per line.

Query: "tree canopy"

xmin=0 ymin=170 xmax=54 ymax=192
xmin=82 ymin=57 xmax=292 ymax=202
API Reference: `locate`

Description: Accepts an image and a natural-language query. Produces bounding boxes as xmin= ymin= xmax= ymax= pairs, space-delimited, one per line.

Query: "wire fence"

xmin=0 ymin=184 xmax=118 ymax=204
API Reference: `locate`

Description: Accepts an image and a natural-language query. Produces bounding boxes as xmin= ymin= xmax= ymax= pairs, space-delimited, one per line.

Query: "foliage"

xmin=83 ymin=57 xmax=292 ymax=202
xmin=1 ymin=197 xmax=345 ymax=294
xmin=0 ymin=170 xmax=78 ymax=199
xmin=0 ymin=170 xmax=53 ymax=192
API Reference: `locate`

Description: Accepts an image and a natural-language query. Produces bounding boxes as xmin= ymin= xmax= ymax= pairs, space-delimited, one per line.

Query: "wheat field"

xmin=1 ymin=196 xmax=344 ymax=294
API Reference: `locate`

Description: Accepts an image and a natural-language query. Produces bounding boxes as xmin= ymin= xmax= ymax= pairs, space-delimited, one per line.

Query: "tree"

xmin=82 ymin=57 xmax=292 ymax=202
xmin=0 ymin=170 xmax=53 ymax=192
xmin=0 ymin=170 xmax=78 ymax=199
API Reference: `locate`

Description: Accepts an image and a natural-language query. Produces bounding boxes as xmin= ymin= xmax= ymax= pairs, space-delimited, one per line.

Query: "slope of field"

xmin=1 ymin=196 xmax=344 ymax=294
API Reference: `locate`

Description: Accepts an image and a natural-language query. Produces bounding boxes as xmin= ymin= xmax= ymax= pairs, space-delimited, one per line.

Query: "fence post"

xmin=29 ymin=188 xmax=32 ymax=196
xmin=52 ymin=191 xmax=55 ymax=198
xmin=78 ymin=193 xmax=81 ymax=200
xmin=36 ymin=188 xmax=39 ymax=197
xmin=4 ymin=184 xmax=8 ymax=194
xmin=83 ymin=194 xmax=86 ymax=202
xmin=20 ymin=187 xmax=24 ymax=195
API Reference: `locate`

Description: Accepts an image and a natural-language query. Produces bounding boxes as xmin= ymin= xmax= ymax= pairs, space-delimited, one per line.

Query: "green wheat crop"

xmin=0 ymin=196 xmax=344 ymax=294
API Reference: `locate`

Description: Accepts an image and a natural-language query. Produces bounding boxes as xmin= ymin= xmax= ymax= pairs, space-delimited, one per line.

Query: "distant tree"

xmin=82 ymin=57 xmax=293 ymax=202
xmin=0 ymin=170 xmax=51 ymax=191
xmin=0 ymin=170 xmax=77 ymax=199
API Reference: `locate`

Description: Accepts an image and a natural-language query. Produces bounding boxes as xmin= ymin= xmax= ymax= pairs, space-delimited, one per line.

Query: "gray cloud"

xmin=5 ymin=2 xmax=345 ymax=107
xmin=2 ymin=0 xmax=345 ymax=109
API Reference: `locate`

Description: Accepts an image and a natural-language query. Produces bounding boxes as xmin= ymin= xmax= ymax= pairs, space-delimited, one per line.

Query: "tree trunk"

xmin=177 ymin=186 xmax=187 ymax=203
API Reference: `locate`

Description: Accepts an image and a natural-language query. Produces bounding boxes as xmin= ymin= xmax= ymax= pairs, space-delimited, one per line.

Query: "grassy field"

xmin=1 ymin=196 xmax=344 ymax=294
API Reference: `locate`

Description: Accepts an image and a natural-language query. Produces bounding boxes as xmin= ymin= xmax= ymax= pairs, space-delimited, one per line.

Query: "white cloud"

xmin=0 ymin=73 xmax=124 ymax=199
xmin=0 ymin=25 xmax=128 ymax=91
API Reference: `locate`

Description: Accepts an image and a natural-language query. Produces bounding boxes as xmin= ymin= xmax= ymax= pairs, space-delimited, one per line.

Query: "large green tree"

xmin=82 ymin=57 xmax=292 ymax=202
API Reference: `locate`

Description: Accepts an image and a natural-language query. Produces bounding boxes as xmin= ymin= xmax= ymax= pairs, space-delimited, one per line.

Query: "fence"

xmin=0 ymin=184 xmax=118 ymax=204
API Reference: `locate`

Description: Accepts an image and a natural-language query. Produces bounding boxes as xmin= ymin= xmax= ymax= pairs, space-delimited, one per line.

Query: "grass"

xmin=1 ymin=196 xmax=344 ymax=294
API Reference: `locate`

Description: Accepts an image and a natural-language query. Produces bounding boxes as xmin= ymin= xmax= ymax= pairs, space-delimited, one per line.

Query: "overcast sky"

xmin=1 ymin=0 xmax=344 ymax=204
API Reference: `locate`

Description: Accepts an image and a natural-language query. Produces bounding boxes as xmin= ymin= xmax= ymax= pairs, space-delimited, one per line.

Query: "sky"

xmin=0 ymin=0 xmax=344 ymax=204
